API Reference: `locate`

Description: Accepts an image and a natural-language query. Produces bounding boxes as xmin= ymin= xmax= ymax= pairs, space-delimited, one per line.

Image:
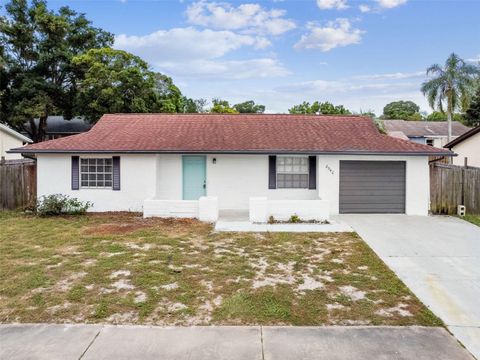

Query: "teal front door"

xmin=183 ymin=156 xmax=206 ymax=200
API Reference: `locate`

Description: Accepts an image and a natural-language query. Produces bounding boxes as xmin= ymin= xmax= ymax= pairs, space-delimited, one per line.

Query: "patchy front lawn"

xmin=0 ymin=212 xmax=441 ymax=326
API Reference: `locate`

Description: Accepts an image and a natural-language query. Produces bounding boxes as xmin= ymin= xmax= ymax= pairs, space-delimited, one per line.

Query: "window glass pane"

xmin=80 ymin=158 xmax=113 ymax=188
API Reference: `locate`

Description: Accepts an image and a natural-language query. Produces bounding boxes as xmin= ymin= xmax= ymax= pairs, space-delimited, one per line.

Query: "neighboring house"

xmin=23 ymin=116 xmax=92 ymax=141
xmin=444 ymin=125 xmax=480 ymax=167
xmin=10 ymin=114 xmax=452 ymax=221
xmin=0 ymin=123 xmax=32 ymax=160
xmin=383 ymin=120 xmax=471 ymax=148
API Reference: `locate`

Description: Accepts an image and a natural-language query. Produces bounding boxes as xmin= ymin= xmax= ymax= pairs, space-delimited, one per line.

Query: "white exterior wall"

xmin=205 ymin=154 xmax=318 ymax=210
xmin=451 ymin=134 xmax=480 ymax=167
xmin=37 ymin=154 xmax=157 ymax=211
xmin=0 ymin=130 xmax=24 ymax=160
xmin=37 ymin=153 xmax=430 ymax=215
xmin=317 ymin=155 xmax=430 ymax=216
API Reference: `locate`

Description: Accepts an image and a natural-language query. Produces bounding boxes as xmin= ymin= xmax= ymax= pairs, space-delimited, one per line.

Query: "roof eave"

xmin=8 ymin=148 xmax=455 ymax=156
xmin=444 ymin=125 xmax=480 ymax=148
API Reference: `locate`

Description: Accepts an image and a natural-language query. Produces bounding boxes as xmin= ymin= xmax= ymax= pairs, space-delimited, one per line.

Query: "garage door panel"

xmin=339 ymin=161 xmax=406 ymax=214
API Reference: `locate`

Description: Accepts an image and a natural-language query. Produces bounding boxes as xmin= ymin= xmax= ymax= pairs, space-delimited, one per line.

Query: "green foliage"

xmin=289 ymin=214 xmax=301 ymax=223
xmin=183 ymin=98 xmax=207 ymax=113
xmin=426 ymin=111 xmax=464 ymax=122
xmin=36 ymin=194 xmax=92 ymax=216
xmin=72 ymin=48 xmax=160 ymax=122
xmin=288 ymin=101 xmax=351 ymax=115
xmin=153 ymin=73 xmax=184 ymax=113
xmin=0 ymin=0 xmax=114 ymax=141
xmin=233 ymin=100 xmax=265 ymax=113
xmin=210 ymin=99 xmax=239 ymax=114
xmin=464 ymin=85 xmax=480 ymax=127
xmin=421 ymin=53 xmax=480 ymax=136
xmin=268 ymin=215 xmax=275 ymax=224
xmin=381 ymin=101 xmax=422 ymax=120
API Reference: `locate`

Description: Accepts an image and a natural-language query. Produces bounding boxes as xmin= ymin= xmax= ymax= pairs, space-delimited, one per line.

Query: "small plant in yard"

xmin=36 ymin=194 xmax=92 ymax=216
xmin=289 ymin=214 xmax=301 ymax=223
xmin=268 ymin=215 xmax=275 ymax=224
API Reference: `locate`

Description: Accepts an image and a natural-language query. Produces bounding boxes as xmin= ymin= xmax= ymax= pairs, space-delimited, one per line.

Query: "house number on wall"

xmin=325 ymin=165 xmax=334 ymax=175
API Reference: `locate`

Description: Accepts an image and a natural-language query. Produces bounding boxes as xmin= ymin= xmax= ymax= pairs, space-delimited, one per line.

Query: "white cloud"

xmin=294 ymin=19 xmax=365 ymax=52
xmin=376 ymin=0 xmax=407 ymax=9
xmin=185 ymin=1 xmax=296 ymax=35
xmin=316 ymin=0 xmax=349 ymax=10
xmin=352 ymin=71 xmax=424 ymax=80
xmin=466 ymin=54 xmax=480 ymax=63
xmin=114 ymin=27 xmax=287 ymax=80
xmin=115 ymin=27 xmax=267 ymax=63
xmin=266 ymin=71 xmax=429 ymax=114
xmin=159 ymin=58 xmax=289 ymax=80
xmin=359 ymin=4 xmax=371 ymax=12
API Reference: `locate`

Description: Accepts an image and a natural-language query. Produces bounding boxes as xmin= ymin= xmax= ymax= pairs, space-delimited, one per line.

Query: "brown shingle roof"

xmin=11 ymin=114 xmax=453 ymax=155
xmin=383 ymin=119 xmax=471 ymax=137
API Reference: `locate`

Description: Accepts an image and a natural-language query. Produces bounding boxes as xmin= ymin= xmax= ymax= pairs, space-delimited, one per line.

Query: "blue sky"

xmin=30 ymin=0 xmax=480 ymax=113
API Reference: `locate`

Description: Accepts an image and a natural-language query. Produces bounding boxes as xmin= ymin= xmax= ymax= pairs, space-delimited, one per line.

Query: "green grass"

xmin=460 ymin=214 xmax=480 ymax=227
xmin=0 ymin=212 xmax=442 ymax=326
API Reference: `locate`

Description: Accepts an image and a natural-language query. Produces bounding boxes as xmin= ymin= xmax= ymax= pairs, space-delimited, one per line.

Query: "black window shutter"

xmin=308 ymin=156 xmax=316 ymax=190
xmin=112 ymin=156 xmax=121 ymax=191
xmin=268 ymin=155 xmax=276 ymax=189
xmin=71 ymin=156 xmax=79 ymax=190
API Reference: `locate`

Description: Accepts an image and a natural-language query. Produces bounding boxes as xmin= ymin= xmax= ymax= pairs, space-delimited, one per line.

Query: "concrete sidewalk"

xmin=0 ymin=324 xmax=474 ymax=360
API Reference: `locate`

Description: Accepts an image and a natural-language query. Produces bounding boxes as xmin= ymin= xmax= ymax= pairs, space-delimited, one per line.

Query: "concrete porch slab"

xmin=214 ymin=220 xmax=353 ymax=232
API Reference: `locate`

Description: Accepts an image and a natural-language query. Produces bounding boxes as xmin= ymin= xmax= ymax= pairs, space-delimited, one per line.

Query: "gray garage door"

xmin=339 ymin=161 xmax=406 ymax=213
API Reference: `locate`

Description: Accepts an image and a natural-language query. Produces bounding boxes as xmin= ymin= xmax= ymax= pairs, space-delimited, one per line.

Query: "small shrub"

xmin=289 ymin=214 xmax=301 ymax=223
xmin=268 ymin=215 xmax=275 ymax=224
xmin=36 ymin=194 xmax=92 ymax=216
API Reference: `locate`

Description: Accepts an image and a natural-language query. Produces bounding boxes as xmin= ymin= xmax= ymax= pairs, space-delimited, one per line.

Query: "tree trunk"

xmin=38 ymin=115 xmax=47 ymax=142
xmin=447 ymin=97 xmax=453 ymax=164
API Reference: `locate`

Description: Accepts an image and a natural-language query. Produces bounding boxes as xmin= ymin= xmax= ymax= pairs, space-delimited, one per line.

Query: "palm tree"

xmin=421 ymin=53 xmax=480 ymax=142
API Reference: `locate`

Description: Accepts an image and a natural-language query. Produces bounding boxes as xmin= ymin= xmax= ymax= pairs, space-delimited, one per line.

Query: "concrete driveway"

xmin=338 ymin=215 xmax=480 ymax=359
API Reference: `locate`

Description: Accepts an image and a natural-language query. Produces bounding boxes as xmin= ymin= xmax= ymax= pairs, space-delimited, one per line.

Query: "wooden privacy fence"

xmin=0 ymin=159 xmax=37 ymax=210
xmin=430 ymin=162 xmax=480 ymax=215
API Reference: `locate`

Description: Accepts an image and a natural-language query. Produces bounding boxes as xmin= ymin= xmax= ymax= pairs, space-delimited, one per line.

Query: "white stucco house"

xmin=444 ymin=125 xmax=480 ymax=167
xmin=0 ymin=123 xmax=32 ymax=160
xmin=10 ymin=114 xmax=453 ymax=222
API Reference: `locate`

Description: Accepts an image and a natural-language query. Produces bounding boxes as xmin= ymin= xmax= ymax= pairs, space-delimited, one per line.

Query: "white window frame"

xmin=80 ymin=158 xmax=113 ymax=189
xmin=276 ymin=155 xmax=309 ymax=189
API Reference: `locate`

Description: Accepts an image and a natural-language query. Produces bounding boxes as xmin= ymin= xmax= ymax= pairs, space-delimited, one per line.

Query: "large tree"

xmin=233 ymin=100 xmax=265 ymax=114
xmin=0 ymin=0 xmax=113 ymax=141
xmin=464 ymin=85 xmax=480 ymax=127
xmin=210 ymin=99 xmax=238 ymax=114
xmin=421 ymin=53 xmax=480 ymax=141
xmin=288 ymin=101 xmax=351 ymax=115
xmin=381 ymin=101 xmax=422 ymax=120
xmin=72 ymin=48 xmax=160 ymax=122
